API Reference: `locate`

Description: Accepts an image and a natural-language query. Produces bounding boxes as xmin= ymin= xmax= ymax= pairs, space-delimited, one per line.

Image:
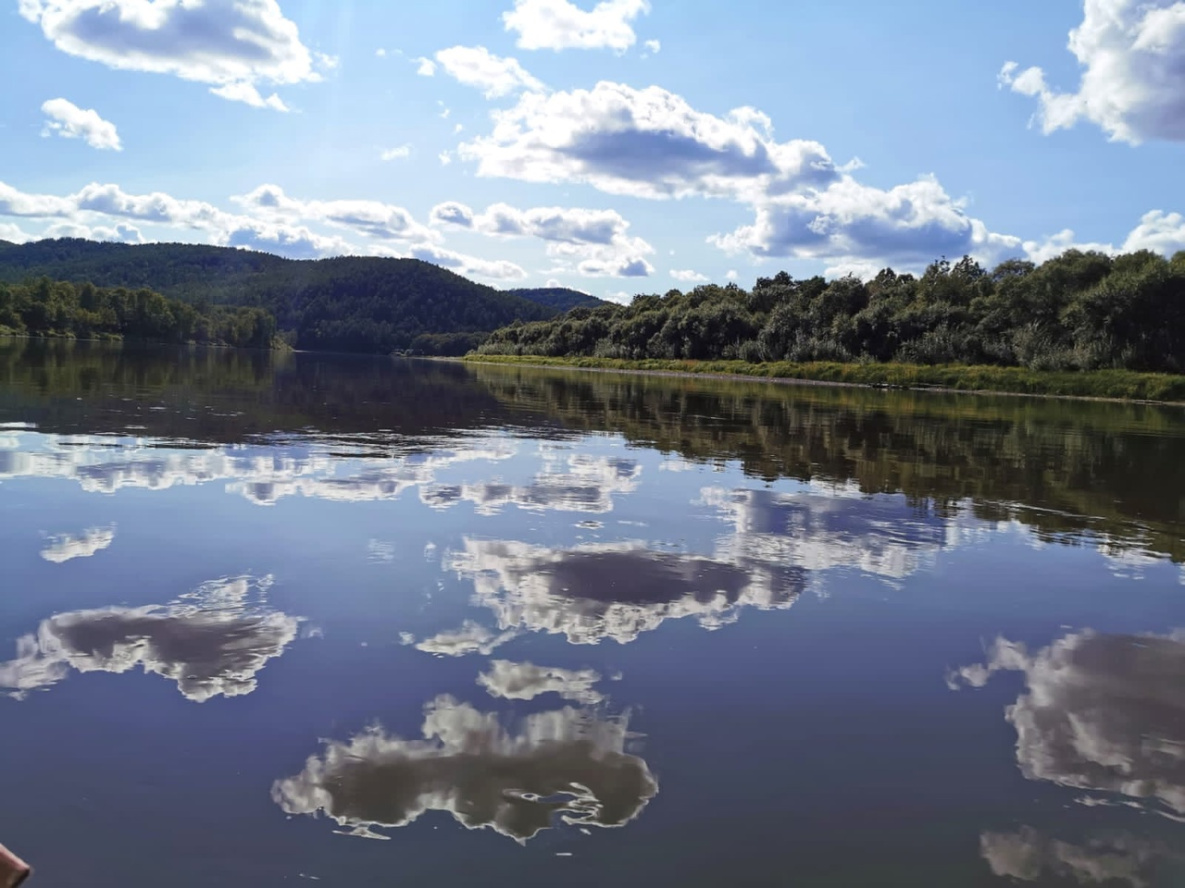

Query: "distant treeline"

xmin=0 ymin=278 xmax=277 ymax=348
xmin=479 ymin=250 xmax=1185 ymax=374
xmin=0 ymin=240 xmax=592 ymax=355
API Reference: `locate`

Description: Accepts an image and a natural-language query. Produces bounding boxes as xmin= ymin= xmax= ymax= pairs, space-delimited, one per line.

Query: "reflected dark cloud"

xmin=703 ymin=487 xmax=950 ymax=581
xmin=477 ymin=660 xmax=605 ymax=704
xmin=981 ymin=827 xmax=1172 ymax=886
xmin=40 ymin=524 xmax=116 ymax=563
xmin=272 ymin=695 xmax=657 ymax=842
xmin=421 ymin=453 xmax=640 ymax=515
xmin=0 ymin=575 xmax=302 ymax=702
xmin=951 ymin=630 xmax=1185 ymax=818
xmin=445 ymin=538 xmax=804 ymax=645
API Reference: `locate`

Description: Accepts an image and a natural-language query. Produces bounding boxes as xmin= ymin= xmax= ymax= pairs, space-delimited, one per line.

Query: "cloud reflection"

xmin=981 ymin=827 xmax=1170 ymax=886
xmin=703 ymin=487 xmax=949 ymax=581
xmin=40 ymin=524 xmax=116 ymax=563
xmin=445 ymin=538 xmax=804 ymax=645
xmin=0 ymin=575 xmax=302 ymax=702
xmin=272 ymin=695 xmax=657 ymax=842
xmin=478 ymin=660 xmax=605 ymax=703
xmin=421 ymin=453 xmax=640 ymax=515
xmin=950 ymin=630 xmax=1185 ymax=819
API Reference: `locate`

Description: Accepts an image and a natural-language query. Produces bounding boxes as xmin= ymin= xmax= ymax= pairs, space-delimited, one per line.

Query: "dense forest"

xmin=0 ymin=239 xmax=598 ymax=354
xmin=480 ymin=250 xmax=1185 ymax=374
xmin=0 ymin=278 xmax=276 ymax=348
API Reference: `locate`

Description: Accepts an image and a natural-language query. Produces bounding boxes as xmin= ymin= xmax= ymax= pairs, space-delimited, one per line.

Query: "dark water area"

xmin=2 ymin=337 xmax=1185 ymax=886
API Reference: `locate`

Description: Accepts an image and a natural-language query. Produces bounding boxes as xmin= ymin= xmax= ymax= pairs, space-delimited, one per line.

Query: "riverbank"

xmin=462 ymin=354 xmax=1185 ymax=404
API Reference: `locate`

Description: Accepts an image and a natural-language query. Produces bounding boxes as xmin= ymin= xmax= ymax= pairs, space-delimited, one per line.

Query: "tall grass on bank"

xmin=462 ymin=354 xmax=1185 ymax=403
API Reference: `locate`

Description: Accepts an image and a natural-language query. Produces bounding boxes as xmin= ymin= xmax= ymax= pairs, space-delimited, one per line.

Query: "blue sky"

xmin=2 ymin=0 xmax=1184 ymax=301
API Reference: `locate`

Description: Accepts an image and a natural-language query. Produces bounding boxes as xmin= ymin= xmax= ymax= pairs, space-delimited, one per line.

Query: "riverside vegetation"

xmin=476 ymin=249 xmax=1185 ymax=399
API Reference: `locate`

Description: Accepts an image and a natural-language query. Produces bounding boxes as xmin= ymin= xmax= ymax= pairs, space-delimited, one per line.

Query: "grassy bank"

xmin=463 ymin=354 xmax=1185 ymax=403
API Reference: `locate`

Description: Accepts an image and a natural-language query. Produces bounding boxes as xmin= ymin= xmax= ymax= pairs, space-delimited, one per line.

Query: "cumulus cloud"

xmin=19 ymin=0 xmax=330 ymax=110
xmin=272 ymin=695 xmax=657 ymax=842
xmin=0 ymin=575 xmax=301 ymax=702
xmin=1022 ymin=210 xmax=1185 ymax=264
xmin=422 ymin=453 xmax=640 ymax=515
xmin=477 ymin=660 xmax=605 ymax=703
xmin=407 ymin=621 xmax=520 ymax=658
xmin=446 ymin=537 xmax=804 ymax=646
xmin=40 ymin=98 xmax=122 ymax=150
xmin=380 ymin=144 xmax=411 ymax=161
xmin=409 ymin=244 xmax=528 ymax=281
xmin=950 ymin=629 xmax=1185 ymax=819
xmin=39 ymin=524 xmax=115 ymax=563
xmin=999 ymin=0 xmax=1185 ymax=143
xmin=670 ymin=269 xmax=708 ymax=283
xmin=980 ymin=827 xmax=1170 ymax=886
xmin=433 ymin=46 xmax=544 ymax=98
xmin=459 ymin=81 xmax=839 ymax=201
xmin=711 ymin=174 xmax=1025 ymax=271
xmin=429 ymin=200 xmax=654 ymax=278
xmin=643 ymin=38 xmax=660 ymax=54
xmin=232 ymin=184 xmax=438 ymax=244
xmin=503 ymin=0 xmax=651 ymax=52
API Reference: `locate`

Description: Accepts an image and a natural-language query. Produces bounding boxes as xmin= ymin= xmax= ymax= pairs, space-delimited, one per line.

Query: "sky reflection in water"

xmin=2 ymin=344 xmax=1185 ymax=886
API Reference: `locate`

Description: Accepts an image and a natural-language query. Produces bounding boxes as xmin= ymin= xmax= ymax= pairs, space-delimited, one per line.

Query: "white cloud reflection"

xmin=0 ymin=575 xmax=301 ymax=702
xmin=477 ymin=660 xmax=605 ymax=703
xmin=39 ymin=524 xmax=116 ymax=563
xmin=980 ymin=827 xmax=1171 ymax=886
xmin=272 ymin=695 xmax=657 ymax=842
xmin=445 ymin=537 xmax=804 ymax=645
xmin=950 ymin=629 xmax=1185 ymax=820
xmin=421 ymin=453 xmax=640 ymax=515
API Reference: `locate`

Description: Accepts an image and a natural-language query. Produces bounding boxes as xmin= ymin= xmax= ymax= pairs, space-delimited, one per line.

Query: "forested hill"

xmin=0 ymin=239 xmax=560 ymax=354
xmin=506 ymin=287 xmax=606 ymax=311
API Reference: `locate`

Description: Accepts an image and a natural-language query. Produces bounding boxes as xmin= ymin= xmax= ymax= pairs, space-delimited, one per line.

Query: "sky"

xmin=2 ymin=0 xmax=1185 ymax=302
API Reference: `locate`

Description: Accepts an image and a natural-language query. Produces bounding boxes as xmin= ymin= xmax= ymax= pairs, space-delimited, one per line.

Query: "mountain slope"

xmin=0 ymin=239 xmax=558 ymax=354
xmin=506 ymin=287 xmax=606 ymax=311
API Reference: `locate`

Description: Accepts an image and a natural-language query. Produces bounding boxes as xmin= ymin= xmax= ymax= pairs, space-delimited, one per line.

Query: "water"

xmin=2 ymin=338 xmax=1185 ymax=886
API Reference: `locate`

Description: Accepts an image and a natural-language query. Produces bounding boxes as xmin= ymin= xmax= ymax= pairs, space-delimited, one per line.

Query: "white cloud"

xmin=272 ymin=695 xmax=658 ymax=842
xmin=950 ymin=629 xmax=1185 ymax=819
xmin=438 ymin=150 xmax=453 ymax=166
xmin=669 ymin=268 xmax=708 ymax=283
xmin=40 ymin=525 xmax=115 ymax=563
xmin=20 ymin=0 xmax=330 ymax=110
xmin=380 ymin=144 xmax=412 ymax=162
xmin=409 ymin=244 xmax=528 ymax=280
xmin=434 ymin=45 xmax=544 ymax=98
xmin=209 ymin=81 xmax=288 ymax=111
xmin=477 ymin=660 xmax=604 ymax=703
xmin=415 ymin=56 xmax=437 ymax=76
xmin=460 ymin=81 xmax=838 ymax=201
xmin=232 ymin=184 xmax=439 ymax=244
xmin=711 ymin=174 xmax=1024 ymax=272
xmin=0 ymin=575 xmax=301 ymax=702
xmin=725 ymin=269 xmax=739 ymax=280
xmin=503 ymin=0 xmax=651 ymax=52
xmin=42 ymin=221 xmax=143 ymax=243
xmin=999 ymin=0 xmax=1185 ymax=143
xmin=429 ymin=201 xmax=654 ymax=278
xmin=40 ymin=97 xmax=122 ymax=150
xmin=1022 ymin=209 xmax=1185 ymax=263
xmin=643 ymin=38 xmax=660 ymax=54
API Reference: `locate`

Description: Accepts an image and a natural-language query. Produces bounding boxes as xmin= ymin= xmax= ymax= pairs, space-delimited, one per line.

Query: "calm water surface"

xmin=2 ymin=339 xmax=1185 ymax=886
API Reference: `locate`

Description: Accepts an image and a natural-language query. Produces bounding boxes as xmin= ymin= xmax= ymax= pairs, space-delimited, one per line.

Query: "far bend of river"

xmin=4 ymin=338 xmax=1185 ymax=887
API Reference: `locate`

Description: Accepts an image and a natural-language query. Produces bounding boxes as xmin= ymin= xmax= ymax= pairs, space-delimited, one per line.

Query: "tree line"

xmin=0 ymin=278 xmax=277 ymax=348
xmin=478 ymin=250 xmax=1185 ymax=374
xmin=0 ymin=240 xmax=575 ymax=355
